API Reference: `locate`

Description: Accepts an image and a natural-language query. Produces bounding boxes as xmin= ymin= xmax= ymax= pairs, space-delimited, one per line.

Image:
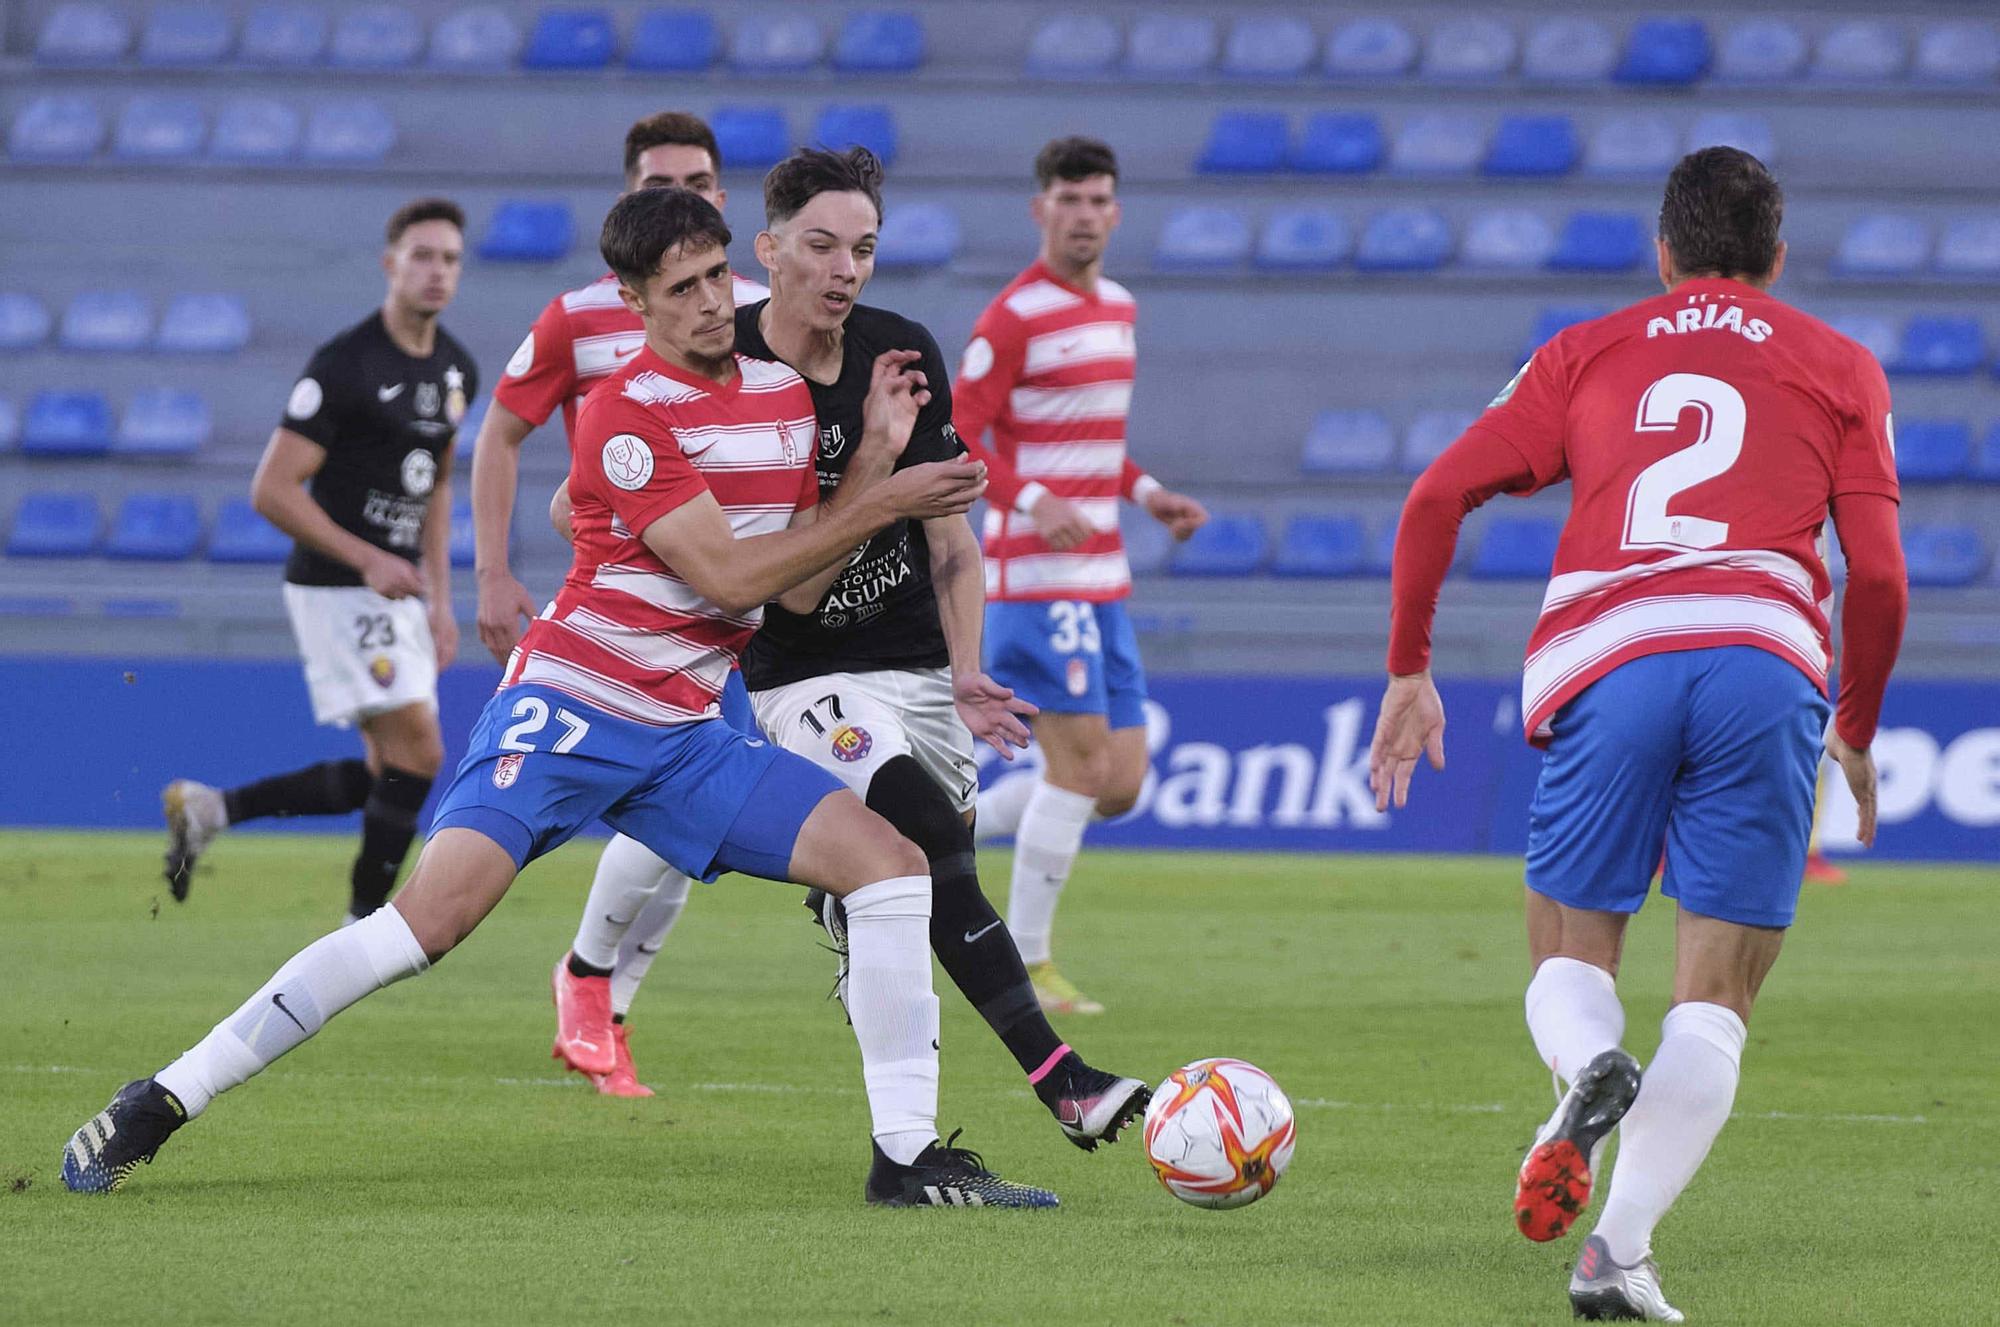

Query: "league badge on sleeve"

xmin=492 ymin=753 xmax=525 ymax=789
xmin=602 ymin=434 xmax=655 ymax=491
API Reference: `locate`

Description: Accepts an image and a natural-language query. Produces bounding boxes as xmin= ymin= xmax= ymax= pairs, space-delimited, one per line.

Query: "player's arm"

xmin=927 ymin=510 xmax=1035 ymax=756
xmin=250 ymin=427 xmax=423 ymax=598
xmin=954 ymin=310 xmax=1092 ymax=550
xmin=475 ymin=303 xmax=572 ymax=661
xmin=549 ymin=478 xmax=574 ymax=543
xmin=421 ymin=445 xmax=459 ymax=668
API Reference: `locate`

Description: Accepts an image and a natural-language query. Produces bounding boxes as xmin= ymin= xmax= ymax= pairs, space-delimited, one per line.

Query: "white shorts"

xmin=282 ymin=583 xmax=438 ymax=728
xmin=750 ymin=667 xmax=979 ymax=813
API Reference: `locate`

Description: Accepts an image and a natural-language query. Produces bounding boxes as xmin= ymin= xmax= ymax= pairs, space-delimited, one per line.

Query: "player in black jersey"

xmin=161 ymin=199 xmax=479 ymax=923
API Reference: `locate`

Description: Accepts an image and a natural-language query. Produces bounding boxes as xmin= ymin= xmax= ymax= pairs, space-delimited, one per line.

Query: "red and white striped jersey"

xmin=502 ymin=346 xmax=818 ymax=725
xmin=492 ymin=270 xmax=771 ymax=441
xmin=954 ymin=260 xmax=1154 ymax=602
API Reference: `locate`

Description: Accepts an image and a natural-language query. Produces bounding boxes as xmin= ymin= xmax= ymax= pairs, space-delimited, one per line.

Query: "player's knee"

xmin=1095 ymin=785 xmax=1140 ymax=820
xmin=844 ymin=807 xmax=929 ymax=885
xmin=865 ymin=756 xmax=970 ymax=863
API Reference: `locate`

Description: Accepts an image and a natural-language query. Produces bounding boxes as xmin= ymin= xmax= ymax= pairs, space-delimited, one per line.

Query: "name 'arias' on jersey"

xmin=279 ymin=311 xmax=479 ymax=587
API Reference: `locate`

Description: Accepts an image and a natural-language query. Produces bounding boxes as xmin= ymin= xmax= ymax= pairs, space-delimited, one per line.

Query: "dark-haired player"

xmin=162 ymin=199 xmax=477 ymax=925
xmin=1369 ymin=147 xmax=1907 ymax=1321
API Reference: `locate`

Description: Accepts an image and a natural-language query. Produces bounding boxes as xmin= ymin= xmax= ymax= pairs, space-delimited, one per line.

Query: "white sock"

xmin=572 ymin=833 xmax=684 ymax=972
xmin=1591 ymin=1001 xmax=1747 ymax=1264
xmin=612 ymin=869 xmax=691 ymax=1018
xmin=1525 ymin=956 xmax=1626 ymax=1087
xmin=840 ymin=874 xmax=939 ymax=1165
xmin=973 ymin=767 xmax=1039 ymax=843
xmin=155 ymin=907 xmax=429 ymax=1118
xmin=1006 ymin=780 xmax=1095 ymax=966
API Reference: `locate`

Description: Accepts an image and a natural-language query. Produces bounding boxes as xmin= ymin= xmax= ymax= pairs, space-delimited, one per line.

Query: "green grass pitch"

xmin=1 ymin=831 xmax=1994 ymax=1324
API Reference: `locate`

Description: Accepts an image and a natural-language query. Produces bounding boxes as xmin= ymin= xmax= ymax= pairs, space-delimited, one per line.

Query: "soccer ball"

xmin=1141 ymin=1057 xmax=1296 ymax=1209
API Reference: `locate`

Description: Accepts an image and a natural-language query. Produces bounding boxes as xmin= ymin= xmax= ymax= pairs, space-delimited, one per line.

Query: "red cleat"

xmin=550 ymin=956 xmax=615 ymax=1077
xmin=1516 ymin=1138 xmax=1593 ymax=1242
xmin=1514 ymin=1049 xmax=1641 ymax=1243
xmin=1804 ymin=851 xmax=1847 ymax=885
xmin=589 ymin=1024 xmax=655 ymax=1098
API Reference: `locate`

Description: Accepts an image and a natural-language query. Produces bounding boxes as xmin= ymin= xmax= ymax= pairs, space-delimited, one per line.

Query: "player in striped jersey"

xmin=954 ymin=138 xmax=1208 ymax=1015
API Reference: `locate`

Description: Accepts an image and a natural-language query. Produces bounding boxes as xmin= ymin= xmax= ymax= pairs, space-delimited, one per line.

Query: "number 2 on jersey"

xmin=1623 ymin=372 xmax=1745 ymax=552
xmin=499 ymin=696 xmax=591 ymax=754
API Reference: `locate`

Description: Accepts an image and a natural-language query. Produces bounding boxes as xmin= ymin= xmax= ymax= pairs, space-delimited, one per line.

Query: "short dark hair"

xmin=385 ymin=197 xmax=464 ymax=246
xmin=1034 ymin=136 xmax=1118 ymax=189
xmin=624 ymin=111 xmax=722 ymax=183
xmin=600 ymin=188 xmax=733 ymax=290
xmin=762 ymin=146 xmax=885 ymax=226
xmin=1659 ymin=147 xmax=1784 ymax=279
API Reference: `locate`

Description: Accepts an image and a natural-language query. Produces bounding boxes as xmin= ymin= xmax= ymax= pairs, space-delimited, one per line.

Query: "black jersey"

xmin=277 ymin=311 xmax=479 ymax=587
xmin=736 ymin=300 xmax=968 ymax=691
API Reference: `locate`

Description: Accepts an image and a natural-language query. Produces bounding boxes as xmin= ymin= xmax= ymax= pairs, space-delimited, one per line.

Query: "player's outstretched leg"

xmin=1516 ymin=1047 xmax=1642 ymax=1242
xmin=162 ymin=760 xmax=373 ymax=900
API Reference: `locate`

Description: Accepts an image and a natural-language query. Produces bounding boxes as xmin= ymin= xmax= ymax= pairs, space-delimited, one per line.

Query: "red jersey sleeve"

xmin=491 ymin=297 xmax=578 ymax=430
xmin=580 ymin=395 xmax=709 ymax=536
xmin=1832 ymin=349 xmax=1901 ymax=502
xmin=1461 ymin=338 xmax=1572 ymax=493
xmin=953 ymin=304 xmax=1033 ymax=510
xmin=1829 ymin=492 xmax=1907 ymax=748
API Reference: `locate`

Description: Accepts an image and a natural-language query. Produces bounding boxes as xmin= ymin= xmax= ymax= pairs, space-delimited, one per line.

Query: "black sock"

xmin=348 ymin=765 xmax=432 ymax=918
xmin=567 ymin=952 xmax=613 ymax=979
xmin=865 ymin=756 xmax=1064 ymax=1078
xmin=224 ymin=759 xmax=372 ymax=825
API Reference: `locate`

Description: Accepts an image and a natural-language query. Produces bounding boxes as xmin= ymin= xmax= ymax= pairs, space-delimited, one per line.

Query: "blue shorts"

xmin=1525 ymin=646 xmax=1831 ymax=929
xmin=431 ymin=685 xmax=841 ymax=882
xmin=985 ymin=598 xmax=1148 ymax=731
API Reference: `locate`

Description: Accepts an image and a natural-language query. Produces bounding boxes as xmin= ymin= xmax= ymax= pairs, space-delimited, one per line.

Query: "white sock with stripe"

xmin=840 ymin=874 xmax=939 ymax=1165
xmin=1006 ymin=779 xmax=1096 ymax=966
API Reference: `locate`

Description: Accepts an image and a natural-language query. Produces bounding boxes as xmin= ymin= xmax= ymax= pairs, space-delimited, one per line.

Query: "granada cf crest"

xmin=492 ymin=753 xmax=524 ymax=789
xmin=369 ymin=656 xmax=396 ymax=688
xmin=830 ymin=725 xmax=873 ymax=763
xmin=777 ymin=418 xmax=799 ymax=466
xmin=1066 ymin=657 xmax=1089 ymax=697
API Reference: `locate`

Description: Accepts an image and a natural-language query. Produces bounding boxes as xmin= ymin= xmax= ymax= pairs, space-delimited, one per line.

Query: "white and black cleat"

xmin=61 ymin=1078 xmax=187 ymax=1194
xmin=865 ymin=1131 xmax=1060 ymax=1209
xmin=162 ymin=779 xmax=226 ymax=902
xmin=1517 ymin=1048 xmax=1642 ymax=1242
xmin=803 ymin=888 xmax=851 ymax=1015
xmin=1044 ymin=1064 xmax=1150 ymax=1153
xmin=1568 ymin=1234 xmax=1686 ymax=1322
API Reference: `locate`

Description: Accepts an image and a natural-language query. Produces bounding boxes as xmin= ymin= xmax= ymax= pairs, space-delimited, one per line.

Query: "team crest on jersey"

xmin=777 ymin=418 xmax=800 ymax=466
xmin=443 ymin=365 xmax=467 ymax=425
xmin=830 ymin=725 xmax=873 ymax=763
xmin=400 ymin=449 xmax=436 ymax=497
xmin=1066 ymin=657 xmax=1090 ymax=698
xmin=602 ymin=434 xmax=655 ymax=491
xmin=369 ymin=656 xmax=396 ymax=688
xmin=492 ymin=753 xmax=525 ymax=789
xmin=415 ymin=382 xmax=441 ymax=418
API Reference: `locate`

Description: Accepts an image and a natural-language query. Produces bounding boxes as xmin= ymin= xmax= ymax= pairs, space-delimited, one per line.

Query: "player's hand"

xmin=954 ymin=671 xmax=1038 ymax=758
xmin=859 ymin=350 xmax=930 ymax=458
xmin=1144 ymin=487 xmax=1209 ymax=542
xmin=1826 ymin=728 xmax=1879 ymax=848
xmin=1029 ymin=491 xmax=1096 ymax=551
xmin=1368 ymin=671 xmax=1446 ymax=812
xmin=879 ymin=458 xmax=986 ymax=520
xmin=365 ymin=552 xmax=425 ymax=600
xmin=475 ymin=568 xmax=537 ymax=663
xmin=430 ymin=601 xmax=460 ymax=671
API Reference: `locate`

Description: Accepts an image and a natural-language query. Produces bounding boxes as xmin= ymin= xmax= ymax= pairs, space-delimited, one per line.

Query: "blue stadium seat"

xmin=140 ymin=6 xmax=232 ymax=65
xmin=1470 ymin=517 xmax=1560 ymax=579
xmin=813 ymin=105 xmax=897 ymax=165
xmin=1892 ymin=317 xmax=1983 ymax=375
xmin=1937 ymin=219 xmax=2000 ymax=278
xmin=834 ymin=11 xmax=924 ymax=73
xmin=1222 ymin=16 xmax=1313 ymax=78
xmin=1972 ymin=424 xmax=2000 ymax=482
xmin=1256 ymin=209 xmax=1350 ymax=272
xmin=1583 ymin=113 xmax=1677 ymax=177
xmin=875 ymin=203 xmax=959 ymax=269
xmin=1421 ymin=17 xmax=1515 ymax=82
xmin=1120 ymin=514 xmax=1172 ymax=577
xmin=627 ymin=9 xmax=716 ymax=70
xmin=1389 ymin=114 xmax=1484 ymax=174
xmin=157 ymin=294 xmax=250 ymax=354
xmin=241 ymin=5 xmax=328 ymax=64
xmin=477 ymin=200 xmax=574 ymax=262
xmin=1548 ymin=213 xmax=1647 ymax=272
xmin=522 ymin=10 xmax=614 ymax=70
xmin=1826 ymin=313 xmax=1897 ymax=365
xmin=1715 ymin=19 xmax=1807 ymax=82
xmin=1483 ymin=115 xmax=1579 ymax=176
xmin=22 ymin=392 xmax=112 ymax=456
xmin=1301 ymin=410 xmax=1394 ymax=474
xmin=303 ymin=101 xmax=396 ymax=164
xmin=1273 ymin=515 xmax=1367 ymax=578
xmin=60 ymin=291 xmax=151 ymax=352
xmin=1026 ymin=15 xmax=1119 ymax=77
xmin=1171 ymin=515 xmax=1269 ymax=577
xmin=0 ymin=397 xmax=16 ymax=450
xmin=0 ymin=293 xmax=53 ymax=351
xmin=1461 ymin=209 xmax=1555 ymax=271
xmin=107 ymin=495 xmax=202 ymax=561
xmin=449 ymin=497 xmax=476 ymax=567
xmin=103 ymin=598 xmax=182 ymax=619
xmin=208 ymin=497 xmax=291 ymax=563
xmin=1916 ymin=21 xmax=2000 ymax=83
xmin=1525 ymin=306 xmax=1608 ymax=358
xmin=1520 ymin=18 xmax=1615 ymax=82
xmin=1616 ymin=18 xmax=1711 ymax=85
xmin=1126 ymin=14 xmax=1216 ymax=78
xmin=1812 ymin=21 xmax=1905 ymax=82
xmin=1154 ymin=207 xmax=1252 ymax=271
xmin=729 ymin=12 xmax=823 ymax=73
xmin=1324 ymin=17 xmax=1416 ymax=77
xmin=1835 ymin=215 xmax=1929 ymax=277
xmin=36 ymin=3 xmax=129 ymax=63
xmin=117 ymin=389 xmax=211 ymax=456
xmin=10 ymin=94 xmax=107 ymax=161
xmin=113 ymin=96 xmax=206 ymax=162
xmin=429 ymin=7 xmax=521 ymax=70
xmin=711 ymin=106 xmax=789 ymax=169
xmin=330 ymin=6 xmax=422 ymax=68
xmin=1196 ymin=111 xmax=1288 ymax=173
xmin=1290 ymin=113 xmax=1383 ymax=173
xmin=1403 ymin=410 xmax=1475 ymax=472
xmin=1892 ymin=420 xmax=1970 ymax=482
xmin=7 ymin=493 xmax=102 ymax=558
xmin=1354 ymin=208 xmax=1452 ymax=272
xmin=1687 ymin=112 xmax=1774 ymax=162
xmin=210 ymin=98 xmax=300 ymax=162
xmin=1902 ymin=526 xmax=1986 ymax=587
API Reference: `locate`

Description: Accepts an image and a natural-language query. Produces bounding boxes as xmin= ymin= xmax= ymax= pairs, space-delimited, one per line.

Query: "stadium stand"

xmin=625 ymin=9 xmax=716 ymax=71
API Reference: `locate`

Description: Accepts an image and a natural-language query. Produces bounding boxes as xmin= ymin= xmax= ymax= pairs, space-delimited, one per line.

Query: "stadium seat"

xmin=1548 ymin=213 xmax=1647 ymax=272
xmin=521 ymin=10 xmax=614 ymax=70
xmin=711 ymin=106 xmax=789 ymax=169
xmin=627 ymin=9 xmax=717 ymax=71
xmin=36 ymin=3 xmax=129 ymax=63
xmin=449 ymin=497 xmax=476 ymax=567
xmin=1120 ymin=514 xmax=1172 ymax=576
xmin=240 ymin=5 xmax=329 ymax=64
xmin=1615 ymin=18 xmax=1711 ymax=85
xmin=1893 ymin=317 xmax=1983 ymax=375
xmin=1583 ymin=113 xmax=1677 ymax=177
xmin=429 ymin=7 xmax=521 ymax=70
xmin=813 ymin=105 xmax=897 ymax=165
xmin=1196 ymin=111 xmax=1289 ymax=174
xmin=1483 ymin=116 xmax=1579 ymax=176
xmin=1812 ymin=21 xmax=1905 ymax=82
xmin=1915 ymin=21 xmax=2000 ymax=83
xmin=1470 ymin=517 xmax=1560 ymax=579
xmin=1403 ymin=410 xmax=1474 ymax=472
xmin=1154 ymin=207 xmax=1252 ymax=271
xmin=1324 ymin=17 xmax=1416 ymax=78
xmin=1289 ymin=113 xmax=1383 ymax=174
xmin=1421 ymin=17 xmax=1515 ymax=82
xmin=1525 ymin=306 xmax=1607 ymax=358
xmin=22 ymin=392 xmax=112 ymax=456
xmin=329 ymin=6 xmax=422 ymax=68
xmin=1901 ymin=525 xmax=1987 ymax=587
xmin=7 ymin=493 xmax=102 ymax=558
xmin=207 ymin=497 xmax=291 ymax=563
xmin=1936 ymin=218 xmax=2000 ymax=278
xmin=140 ymin=6 xmax=232 ymax=65
xmin=1715 ymin=19 xmax=1807 ymax=82
xmin=1256 ymin=208 xmax=1350 ymax=272
xmin=210 ymin=98 xmax=300 ymax=162
xmin=1836 ymin=215 xmax=1930 ymax=276
xmin=0 ymin=293 xmax=53 ymax=351
xmin=156 ymin=294 xmax=250 ymax=354
xmin=303 ymin=101 xmax=396 ymax=164
xmin=1273 ymin=515 xmax=1367 ymax=578
xmin=1461 ymin=209 xmax=1555 ymax=271
xmin=1687 ymin=112 xmax=1775 ymax=162
xmin=1520 ymin=18 xmax=1615 ymax=82
xmin=1126 ymin=14 xmax=1216 ymax=78
xmin=834 ymin=11 xmax=924 ymax=73
xmin=1222 ymin=16 xmax=1314 ymax=78
xmin=1301 ymin=410 xmax=1394 ymax=474
xmin=1825 ymin=313 xmax=1897 ymax=365
xmin=116 ymin=389 xmax=211 ymax=457
xmin=1972 ymin=423 xmax=2000 ymax=482
xmin=1026 ymin=15 xmax=1119 ymax=77
xmin=1892 ymin=419 xmax=1970 ymax=482
xmin=875 ymin=203 xmax=959 ymax=269
xmin=103 ymin=598 xmax=182 ymax=619
xmin=477 ymin=200 xmax=574 ymax=262
xmin=60 ymin=291 xmax=151 ymax=352
xmin=1354 ymin=208 xmax=1452 ymax=272
xmin=729 ymin=12 xmax=823 ymax=73
xmin=1171 ymin=515 xmax=1269 ymax=577
xmin=107 ymin=495 xmax=202 ymax=561
xmin=1389 ymin=114 xmax=1485 ymax=174
xmin=113 ymin=96 xmax=206 ymax=162
xmin=0 ymin=397 xmax=15 ymax=452
xmin=10 ymin=94 xmax=107 ymax=162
